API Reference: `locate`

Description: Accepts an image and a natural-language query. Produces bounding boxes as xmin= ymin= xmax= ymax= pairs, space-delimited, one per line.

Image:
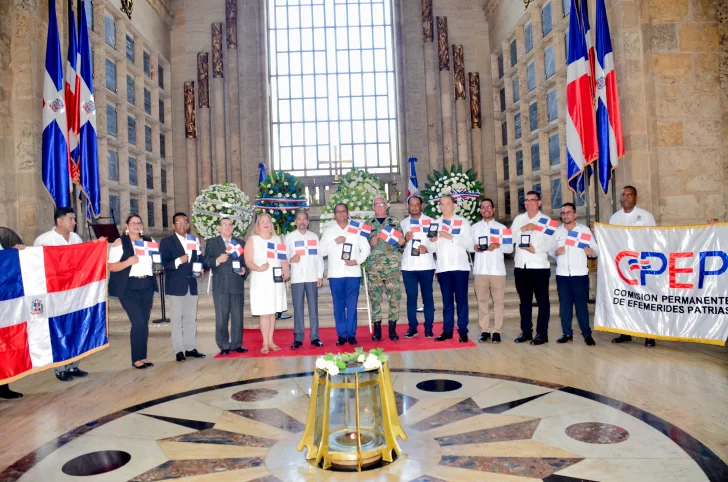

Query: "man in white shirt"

xmin=286 ymin=211 xmax=325 ymax=349
xmin=33 ymin=208 xmax=88 ymax=381
xmin=401 ymin=196 xmax=436 ymax=339
xmin=472 ymin=198 xmax=513 ymax=343
xmin=609 ymin=185 xmax=658 ymax=347
xmin=550 ymin=203 xmax=598 ymax=346
xmin=510 ymin=191 xmax=556 ymax=345
xmin=320 ymin=203 xmax=371 ymax=346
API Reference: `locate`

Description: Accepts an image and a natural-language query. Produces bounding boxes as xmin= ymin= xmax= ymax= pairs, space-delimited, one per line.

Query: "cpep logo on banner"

xmin=594 ymin=223 xmax=728 ymax=346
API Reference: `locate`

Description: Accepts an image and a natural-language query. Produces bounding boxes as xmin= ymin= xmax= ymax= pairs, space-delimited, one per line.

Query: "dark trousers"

xmin=514 ymin=267 xmax=551 ymax=338
xmin=438 ymin=270 xmax=470 ymax=335
xmin=292 ymin=282 xmax=320 ymax=342
xmin=213 ymin=294 xmax=244 ymax=351
xmin=119 ymin=279 xmax=155 ymax=363
xmin=556 ymin=275 xmax=591 ymax=337
xmin=402 ymin=269 xmax=435 ymax=331
xmin=330 ymin=277 xmax=360 ymax=338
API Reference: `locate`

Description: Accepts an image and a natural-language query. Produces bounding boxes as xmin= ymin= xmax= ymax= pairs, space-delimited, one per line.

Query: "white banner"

xmin=594 ymin=223 xmax=728 ymax=346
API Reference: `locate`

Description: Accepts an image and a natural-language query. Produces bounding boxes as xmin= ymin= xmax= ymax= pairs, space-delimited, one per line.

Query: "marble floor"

xmin=0 ymin=325 xmax=726 ymax=481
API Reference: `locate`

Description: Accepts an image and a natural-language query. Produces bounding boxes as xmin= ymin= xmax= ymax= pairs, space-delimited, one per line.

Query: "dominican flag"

xmin=293 ymin=239 xmax=317 ymax=256
xmin=65 ymin=1 xmax=81 ymax=185
xmin=347 ymin=220 xmax=362 ymax=235
xmin=133 ymin=240 xmax=160 ymax=257
xmin=360 ymin=223 xmax=372 ymax=238
xmin=267 ymin=242 xmax=287 ymax=260
xmin=565 ymin=230 xmax=593 ymax=249
xmin=595 ymin=0 xmax=624 ymax=195
xmin=410 ymin=219 xmax=422 ymax=233
xmin=566 ymin=0 xmax=599 ymax=197
xmin=490 ymin=228 xmax=513 ymax=245
xmin=407 ymin=157 xmax=419 ymax=199
xmin=581 ymin=0 xmax=596 ymax=98
xmin=441 ymin=219 xmax=463 ymax=235
xmin=226 ymin=240 xmax=244 ymax=258
xmin=378 ymin=225 xmax=402 ymax=246
xmin=42 ymin=0 xmax=71 ymax=208
xmin=534 ymin=216 xmax=559 ymax=235
xmin=185 ymin=234 xmax=201 ymax=252
xmin=294 ymin=240 xmax=306 ymax=256
xmin=306 ymin=239 xmax=318 ymax=255
xmin=0 ymin=243 xmax=108 ymax=384
xmin=78 ymin=0 xmax=100 ymax=219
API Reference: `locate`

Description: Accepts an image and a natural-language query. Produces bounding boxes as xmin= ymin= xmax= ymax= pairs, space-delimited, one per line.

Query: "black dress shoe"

xmin=435 ymin=332 xmax=453 ymax=342
xmin=235 ymin=347 xmax=248 ymax=353
xmin=131 ymin=363 xmax=149 ymax=370
xmin=514 ymin=333 xmax=533 ymax=343
xmin=143 ymin=362 xmax=155 ymax=368
xmin=459 ymin=333 xmax=468 ymax=343
xmin=404 ymin=329 xmax=418 ymax=338
xmin=645 ymin=338 xmax=656 ymax=347
xmin=556 ymin=335 xmax=573 ymax=344
xmin=311 ymin=339 xmax=324 ymax=347
xmin=336 ymin=337 xmax=347 ymax=346
xmin=291 ymin=341 xmax=303 ymax=349
xmin=530 ymin=336 xmax=548 ymax=346
xmin=185 ymin=349 xmax=206 ymax=358
xmin=612 ymin=334 xmax=632 ymax=343
xmin=0 ymin=385 xmax=23 ymax=399
xmin=55 ymin=371 xmax=73 ymax=381
xmin=478 ymin=332 xmax=491 ymax=343
xmin=585 ymin=336 xmax=596 ymax=346
xmin=348 ymin=337 xmax=358 ymax=345
xmin=425 ymin=329 xmax=434 ymax=338
xmin=492 ymin=333 xmax=501 ymax=343
xmin=176 ymin=351 xmax=186 ymax=362
xmin=220 ymin=349 xmax=230 ymax=356
xmin=68 ymin=367 xmax=88 ymax=377
xmin=276 ymin=312 xmax=292 ymax=320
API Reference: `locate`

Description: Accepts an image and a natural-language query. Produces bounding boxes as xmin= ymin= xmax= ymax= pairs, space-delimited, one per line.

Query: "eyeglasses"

xmin=373 ymin=203 xmax=387 ymax=207
xmin=560 ymin=211 xmax=576 ymax=216
xmin=525 ymin=198 xmax=540 ymax=203
xmin=128 ymin=222 xmax=143 ymax=226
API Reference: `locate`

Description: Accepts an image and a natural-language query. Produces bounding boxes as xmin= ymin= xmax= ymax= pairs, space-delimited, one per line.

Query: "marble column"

xmin=422 ymin=0 xmax=440 ymax=171
xmin=453 ymin=45 xmax=468 ymax=170
xmin=469 ymin=72 xmax=482 ymax=182
xmin=437 ymin=17 xmax=454 ymax=169
xmin=184 ymin=81 xmax=198 ymax=210
xmin=197 ymin=52 xmax=212 ymax=189
xmin=211 ymin=23 xmax=227 ymax=184
xmin=226 ymin=0 xmax=242 ymax=188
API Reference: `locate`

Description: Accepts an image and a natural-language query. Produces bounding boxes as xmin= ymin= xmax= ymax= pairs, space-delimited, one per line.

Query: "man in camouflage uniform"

xmin=366 ymin=196 xmax=405 ymax=341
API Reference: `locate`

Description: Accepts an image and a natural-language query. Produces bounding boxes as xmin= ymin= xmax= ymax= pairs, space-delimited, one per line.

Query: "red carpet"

xmin=213 ymin=322 xmax=476 ymax=359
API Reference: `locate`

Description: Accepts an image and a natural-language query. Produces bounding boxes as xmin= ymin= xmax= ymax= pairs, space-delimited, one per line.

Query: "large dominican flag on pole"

xmin=42 ymin=0 xmax=71 ymax=208
xmin=581 ymin=0 xmax=597 ymax=102
xmin=407 ymin=157 xmax=419 ymax=199
xmin=65 ymin=0 xmax=81 ymax=185
xmin=0 ymin=242 xmax=109 ymax=384
xmin=565 ymin=0 xmax=599 ymax=196
xmin=78 ymin=0 xmax=101 ymax=219
xmin=595 ymin=0 xmax=624 ymax=195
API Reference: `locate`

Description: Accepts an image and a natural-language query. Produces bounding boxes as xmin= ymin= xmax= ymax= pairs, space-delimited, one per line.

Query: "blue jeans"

xmin=556 ymin=275 xmax=591 ymax=337
xmin=329 ymin=277 xmax=360 ymax=338
xmin=438 ymin=270 xmax=470 ymax=335
xmin=402 ymin=269 xmax=435 ymax=331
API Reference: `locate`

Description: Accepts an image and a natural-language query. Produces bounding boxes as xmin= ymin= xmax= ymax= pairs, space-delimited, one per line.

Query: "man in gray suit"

xmin=204 ymin=217 xmax=249 ymax=355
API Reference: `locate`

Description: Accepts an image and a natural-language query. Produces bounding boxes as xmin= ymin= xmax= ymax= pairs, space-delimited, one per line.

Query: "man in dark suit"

xmin=203 ymin=217 xmax=249 ymax=355
xmin=160 ymin=213 xmax=206 ymax=362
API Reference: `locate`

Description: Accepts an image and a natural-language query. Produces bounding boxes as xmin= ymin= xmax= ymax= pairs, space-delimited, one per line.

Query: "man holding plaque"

xmin=203 ymin=217 xmax=248 ymax=356
xmin=401 ymin=196 xmax=436 ymax=339
xmin=472 ymin=198 xmax=513 ymax=343
xmin=160 ymin=213 xmax=206 ymax=362
xmin=365 ymin=196 xmax=406 ymax=341
xmin=550 ymin=203 xmax=598 ymax=346
xmin=285 ymin=211 xmax=325 ymax=349
xmin=510 ymin=191 xmax=556 ymax=346
xmin=320 ymin=203 xmax=371 ymax=346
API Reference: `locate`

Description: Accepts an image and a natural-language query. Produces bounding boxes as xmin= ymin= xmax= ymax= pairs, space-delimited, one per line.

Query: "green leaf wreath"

xmin=421 ymin=165 xmax=484 ymax=225
xmin=191 ymin=183 xmax=253 ymax=239
xmin=254 ymin=171 xmax=308 ymax=235
xmin=320 ymin=168 xmax=385 ymax=232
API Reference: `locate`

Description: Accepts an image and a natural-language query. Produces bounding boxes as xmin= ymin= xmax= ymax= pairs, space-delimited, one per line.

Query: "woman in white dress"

xmin=244 ymin=214 xmax=289 ymax=354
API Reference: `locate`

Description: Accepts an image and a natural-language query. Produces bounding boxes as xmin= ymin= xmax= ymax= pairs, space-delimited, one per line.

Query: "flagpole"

xmin=592 ymin=163 xmax=600 ymax=222
xmin=584 ymin=169 xmax=591 ymax=228
xmin=611 ymin=175 xmax=617 ymax=215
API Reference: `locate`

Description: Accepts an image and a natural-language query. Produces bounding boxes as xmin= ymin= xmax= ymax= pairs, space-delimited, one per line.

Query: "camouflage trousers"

xmin=367 ymin=268 xmax=401 ymax=323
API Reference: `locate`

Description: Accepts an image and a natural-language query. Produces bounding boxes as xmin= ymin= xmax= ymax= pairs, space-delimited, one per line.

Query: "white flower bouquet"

xmin=421 ymin=165 xmax=484 ymax=224
xmin=191 ymin=183 xmax=253 ymax=239
xmin=320 ymin=168 xmax=385 ymax=233
xmin=315 ymin=347 xmax=389 ymax=376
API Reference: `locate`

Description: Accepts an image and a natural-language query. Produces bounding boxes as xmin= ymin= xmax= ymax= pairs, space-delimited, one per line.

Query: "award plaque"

xmin=273 ymin=267 xmax=283 ymax=283
xmin=152 ymin=253 xmax=164 ymax=272
xmin=478 ymin=236 xmax=489 ymax=251
xmin=427 ymin=223 xmax=439 ymax=239
xmin=519 ymin=234 xmax=531 ymax=248
xmin=342 ymin=243 xmax=353 ymax=261
xmin=192 ymin=262 xmax=203 ymax=279
xmin=411 ymin=239 xmax=421 ymax=257
xmin=232 ymin=260 xmax=243 ymax=273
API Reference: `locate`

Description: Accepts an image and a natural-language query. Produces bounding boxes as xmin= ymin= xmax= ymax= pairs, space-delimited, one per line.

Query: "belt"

xmin=130 ymin=275 xmax=151 ymax=279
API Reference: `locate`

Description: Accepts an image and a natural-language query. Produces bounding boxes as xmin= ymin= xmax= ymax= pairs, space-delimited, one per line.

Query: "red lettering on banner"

xmin=669 ymin=252 xmax=694 ymax=289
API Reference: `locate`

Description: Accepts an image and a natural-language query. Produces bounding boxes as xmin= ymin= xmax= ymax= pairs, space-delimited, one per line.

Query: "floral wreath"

xmin=191 ymin=183 xmax=253 ymax=239
xmin=320 ymin=168 xmax=385 ymax=233
xmin=315 ymin=348 xmax=389 ymax=376
xmin=254 ymin=171 xmax=308 ymax=235
xmin=421 ymin=165 xmax=484 ymax=225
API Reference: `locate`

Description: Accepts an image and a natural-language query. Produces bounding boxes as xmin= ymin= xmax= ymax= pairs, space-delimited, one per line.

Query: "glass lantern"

xmin=297 ymin=362 xmax=407 ymax=471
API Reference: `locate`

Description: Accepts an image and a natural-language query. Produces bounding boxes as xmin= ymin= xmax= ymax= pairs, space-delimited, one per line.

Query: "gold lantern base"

xmin=296 ymin=363 xmax=407 ymax=472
